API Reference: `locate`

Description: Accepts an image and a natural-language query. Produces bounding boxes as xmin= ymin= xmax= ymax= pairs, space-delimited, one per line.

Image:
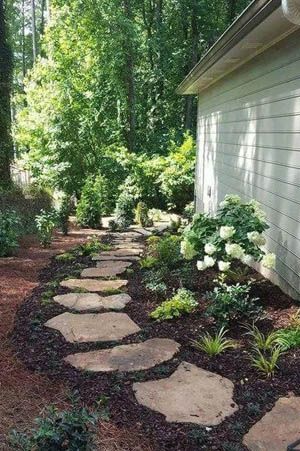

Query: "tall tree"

xmin=31 ymin=0 xmax=37 ymax=60
xmin=0 ymin=0 xmax=13 ymax=189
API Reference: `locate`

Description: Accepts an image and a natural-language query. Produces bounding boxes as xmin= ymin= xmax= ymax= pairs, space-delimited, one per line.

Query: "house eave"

xmin=177 ymin=0 xmax=299 ymax=95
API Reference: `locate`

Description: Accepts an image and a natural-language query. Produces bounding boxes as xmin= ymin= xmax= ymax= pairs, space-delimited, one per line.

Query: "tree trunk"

xmin=40 ymin=0 xmax=46 ymax=34
xmin=22 ymin=0 xmax=26 ymax=77
xmin=31 ymin=0 xmax=37 ymax=60
xmin=0 ymin=0 xmax=13 ymax=189
xmin=185 ymin=3 xmax=198 ymax=132
xmin=123 ymin=0 xmax=136 ymax=153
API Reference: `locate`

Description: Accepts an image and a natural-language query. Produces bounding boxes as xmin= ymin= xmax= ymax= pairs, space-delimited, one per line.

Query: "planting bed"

xmin=12 ymin=232 xmax=300 ymax=451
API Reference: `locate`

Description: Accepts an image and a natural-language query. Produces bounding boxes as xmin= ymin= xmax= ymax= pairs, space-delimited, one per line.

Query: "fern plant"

xmin=191 ymin=327 xmax=236 ymax=357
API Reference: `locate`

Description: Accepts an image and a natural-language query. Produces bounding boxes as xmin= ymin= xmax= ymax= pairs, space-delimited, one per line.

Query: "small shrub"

xmin=139 ymin=255 xmax=159 ymax=269
xmin=150 ymin=288 xmax=198 ymax=320
xmin=114 ymin=192 xmax=135 ymax=229
xmin=249 ymin=346 xmax=282 ymax=377
xmin=191 ymin=327 xmax=236 ymax=357
xmin=76 ymin=177 xmax=102 ymax=229
xmin=183 ymin=201 xmax=195 ymax=221
xmin=206 ymin=281 xmax=261 ymax=326
xmin=0 ymin=209 xmax=22 ymax=256
xmin=149 ymin=209 xmax=163 ymax=222
xmin=76 ymin=237 xmax=112 ymax=257
xmin=58 ymin=195 xmax=72 ymax=235
xmin=135 ymin=201 xmax=153 ymax=227
xmin=9 ymin=405 xmax=99 ymax=450
xmin=168 ymin=216 xmax=182 ymax=233
xmin=149 ymin=234 xmax=182 ymax=269
xmin=35 ymin=209 xmax=57 ymax=248
xmin=108 ymin=219 xmax=118 ymax=232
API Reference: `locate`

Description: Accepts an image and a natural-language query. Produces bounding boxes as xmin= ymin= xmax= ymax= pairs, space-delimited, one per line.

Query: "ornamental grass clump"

xmin=191 ymin=327 xmax=236 ymax=357
xmin=180 ymin=194 xmax=276 ymax=273
xmin=150 ymin=288 xmax=198 ymax=320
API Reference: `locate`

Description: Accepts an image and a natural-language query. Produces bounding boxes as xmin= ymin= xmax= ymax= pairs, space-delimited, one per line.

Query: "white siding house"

xmin=178 ymin=0 xmax=300 ymax=299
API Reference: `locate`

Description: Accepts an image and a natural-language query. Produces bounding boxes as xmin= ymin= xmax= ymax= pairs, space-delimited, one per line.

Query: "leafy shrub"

xmin=206 ymin=280 xmax=261 ymax=326
xmin=76 ymin=236 xmax=112 ymax=256
xmin=114 ymin=192 xmax=135 ymax=229
xmin=76 ymin=177 xmax=102 ymax=229
xmin=58 ymin=195 xmax=72 ymax=235
xmin=149 ymin=209 xmax=163 ymax=222
xmin=148 ymin=234 xmax=182 ymax=269
xmin=183 ymin=201 xmax=195 ymax=221
xmin=150 ymin=288 xmax=198 ymax=320
xmin=108 ymin=219 xmax=118 ymax=231
xmin=191 ymin=327 xmax=236 ymax=357
xmin=10 ymin=405 xmax=99 ymax=450
xmin=181 ymin=194 xmax=276 ymax=272
xmin=0 ymin=209 xmax=22 ymax=256
xmin=135 ymin=202 xmax=152 ymax=227
xmin=35 ymin=209 xmax=58 ymax=248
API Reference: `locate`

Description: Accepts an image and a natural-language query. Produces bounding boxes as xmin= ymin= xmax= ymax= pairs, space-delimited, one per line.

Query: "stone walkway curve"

xmin=44 ymin=228 xmax=240 ymax=430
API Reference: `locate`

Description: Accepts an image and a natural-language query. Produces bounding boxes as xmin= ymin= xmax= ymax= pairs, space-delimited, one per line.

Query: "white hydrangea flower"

xmin=248 ymin=199 xmax=267 ymax=223
xmin=204 ymin=255 xmax=215 ymax=267
xmin=220 ymin=226 xmax=235 ymax=240
xmin=247 ymin=231 xmax=266 ymax=247
xmin=197 ymin=260 xmax=207 ymax=271
xmin=180 ymin=240 xmax=198 ymax=260
xmin=204 ymin=243 xmax=216 ymax=255
xmin=218 ymin=260 xmax=231 ymax=272
xmin=241 ymin=254 xmax=252 ymax=265
xmin=262 ymin=253 xmax=276 ymax=269
xmin=224 ymin=194 xmax=241 ymax=204
xmin=225 ymin=243 xmax=244 ymax=259
xmin=219 ymin=200 xmax=228 ymax=208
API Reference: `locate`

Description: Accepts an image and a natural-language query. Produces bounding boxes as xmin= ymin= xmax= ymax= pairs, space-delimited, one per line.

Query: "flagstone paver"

xmin=243 ymin=396 xmax=300 ymax=451
xmin=60 ymin=278 xmax=128 ymax=292
xmin=113 ymin=243 xmax=144 ymax=249
xmin=92 ymin=255 xmax=140 ymax=262
xmin=65 ymin=338 xmax=180 ymax=372
xmin=53 ymin=293 xmax=132 ymax=311
xmin=81 ymin=263 xmax=131 ymax=278
xmin=133 ymin=362 xmax=238 ymax=425
xmin=45 ymin=312 xmax=140 ymax=343
xmin=131 ymin=227 xmax=153 ymax=236
xmin=101 ymin=249 xmax=143 ymax=257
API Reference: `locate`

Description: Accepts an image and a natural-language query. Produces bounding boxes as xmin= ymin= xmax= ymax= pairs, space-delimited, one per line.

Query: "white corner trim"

xmin=282 ymin=0 xmax=300 ymax=25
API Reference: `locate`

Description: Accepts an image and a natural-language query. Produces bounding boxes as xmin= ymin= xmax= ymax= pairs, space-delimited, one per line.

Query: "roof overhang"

xmin=177 ymin=0 xmax=300 ymax=95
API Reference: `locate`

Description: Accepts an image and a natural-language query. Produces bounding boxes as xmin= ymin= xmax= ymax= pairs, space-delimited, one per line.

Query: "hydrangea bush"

xmin=181 ymin=195 xmax=276 ymax=272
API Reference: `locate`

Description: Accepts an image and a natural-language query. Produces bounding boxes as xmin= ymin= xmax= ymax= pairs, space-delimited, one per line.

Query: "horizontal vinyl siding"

xmin=196 ymin=28 xmax=300 ymax=299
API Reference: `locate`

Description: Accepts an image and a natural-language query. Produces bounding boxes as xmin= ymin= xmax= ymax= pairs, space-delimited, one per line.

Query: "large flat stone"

xmin=101 ymin=249 xmax=143 ymax=257
xmin=81 ymin=262 xmax=131 ymax=278
xmin=45 ymin=312 xmax=140 ymax=343
xmin=111 ymin=232 xmax=141 ymax=239
xmin=65 ymin=338 xmax=180 ymax=372
xmin=131 ymin=227 xmax=153 ymax=236
xmin=60 ymin=278 xmax=127 ymax=292
xmin=92 ymin=255 xmax=140 ymax=262
xmin=113 ymin=243 xmax=144 ymax=250
xmin=96 ymin=261 xmax=132 ymax=269
xmin=133 ymin=362 xmax=238 ymax=425
xmin=243 ymin=396 xmax=300 ymax=451
xmin=53 ymin=293 xmax=132 ymax=311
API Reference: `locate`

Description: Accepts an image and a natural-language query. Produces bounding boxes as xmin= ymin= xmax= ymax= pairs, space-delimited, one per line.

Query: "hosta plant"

xmin=181 ymin=194 xmax=276 ymax=272
xmin=150 ymin=288 xmax=198 ymax=320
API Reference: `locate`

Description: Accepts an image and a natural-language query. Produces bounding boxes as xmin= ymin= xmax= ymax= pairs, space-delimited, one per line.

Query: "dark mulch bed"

xmin=12 ymin=233 xmax=300 ymax=451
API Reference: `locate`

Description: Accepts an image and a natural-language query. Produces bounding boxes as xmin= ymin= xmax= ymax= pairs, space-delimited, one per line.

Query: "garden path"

xmin=45 ymin=229 xmax=238 ymax=428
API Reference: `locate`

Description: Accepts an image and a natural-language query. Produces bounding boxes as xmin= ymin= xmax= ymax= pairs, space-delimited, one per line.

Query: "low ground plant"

xmin=139 ymin=255 xmax=158 ymax=269
xmin=0 ymin=209 xmax=22 ymax=256
xmin=191 ymin=327 xmax=236 ymax=357
xmin=10 ymin=404 xmax=99 ymax=450
xmin=55 ymin=252 xmax=76 ymax=262
xmin=150 ymin=288 xmax=198 ymax=320
xmin=35 ymin=209 xmax=58 ymax=248
xmin=206 ymin=280 xmax=261 ymax=326
xmin=249 ymin=346 xmax=282 ymax=378
xmin=76 ymin=237 xmax=112 ymax=256
xmin=275 ymin=327 xmax=300 ymax=351
xmin=243 ymin=323 xmax=279 ymax=351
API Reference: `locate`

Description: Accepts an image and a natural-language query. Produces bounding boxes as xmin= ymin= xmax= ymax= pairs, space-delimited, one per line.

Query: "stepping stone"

xmin=60 ymin=278 xmax=127 ymax=292
xmin=45 ymin=312 xmax=140 ymax=343
xmin=101 ymin=249 xmax=142 ymax=257
xmin=53 ymin=293 xmax=132 ymax=311
xmin=243 ymin=396 xmax=300 ymax=451
xmin=131 ymin=227 xmax=153 ymax=236
xmin=81 ymin=262 xmax=130 ymax=278
xmin=95 ymin=260 xmax=132 ymax=269
xmin=92 ymin=255 xmax=140 ymax=262
xmin=113 ymin=243 xmax=144 ymax=250
xmin=111 ymin=232 xmax=141 ymax=239
xmin=133 ymin=362 xmax=238 ymax=425
xmin=65 ymin=338 xmax=180 ymax=372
